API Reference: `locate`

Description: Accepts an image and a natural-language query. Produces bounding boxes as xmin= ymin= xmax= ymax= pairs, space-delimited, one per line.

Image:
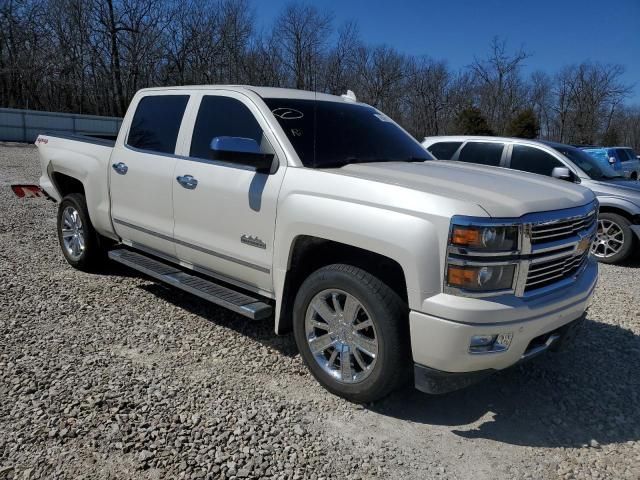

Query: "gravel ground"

xmin=1 ymin=144 xmax=639 ymax=480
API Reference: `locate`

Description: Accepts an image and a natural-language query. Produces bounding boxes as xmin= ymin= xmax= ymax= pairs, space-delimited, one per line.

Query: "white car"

xmin=35 ymin=86 xmax=597 ymax=402
xmin=423 ymin=135 xmax=640 ymax=264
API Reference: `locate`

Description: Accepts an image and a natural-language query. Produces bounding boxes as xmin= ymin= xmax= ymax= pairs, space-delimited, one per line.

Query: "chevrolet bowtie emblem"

xmin=575 ymin=235 xmax=591 ymax=255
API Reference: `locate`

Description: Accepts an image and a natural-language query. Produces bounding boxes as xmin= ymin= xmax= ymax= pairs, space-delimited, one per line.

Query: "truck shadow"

xmin=135 ymin=281 xmax=639 ymax=449
xmin=138 ymin=283 xmax=299 ymax=358
xmin=371 ymin=317 xmax=640 ymax=449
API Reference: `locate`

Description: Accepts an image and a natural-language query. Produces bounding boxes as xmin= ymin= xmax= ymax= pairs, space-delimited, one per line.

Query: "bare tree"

xmin=470 ymin=37 xmax=530 ymax=134
xmin=272 ymin=2 xmax=332 ymax=90
xmin=0 ymin=0 xmax=637 ymax=151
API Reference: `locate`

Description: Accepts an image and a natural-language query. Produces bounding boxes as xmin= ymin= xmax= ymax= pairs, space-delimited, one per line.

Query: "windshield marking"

xmin=272 ymin=107 xmax=304 ymax=120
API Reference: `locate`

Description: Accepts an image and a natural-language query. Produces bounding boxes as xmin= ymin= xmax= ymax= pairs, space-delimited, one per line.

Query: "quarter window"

xmin=510 ymin=145 xmax=563 ymax=176
xmin=427 ymin=142 xmax=462 ymax=160
xmin=190 ymin=96 xmax=264 ymax=160
xmin=127 ymin=95 xmax=189 ymax=154
xmin=457 ymin=142 xmax=504 ymax=166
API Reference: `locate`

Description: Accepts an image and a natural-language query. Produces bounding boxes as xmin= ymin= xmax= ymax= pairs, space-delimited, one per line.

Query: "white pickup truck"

xmin=36 ymin=86 xmax=598 ymax=402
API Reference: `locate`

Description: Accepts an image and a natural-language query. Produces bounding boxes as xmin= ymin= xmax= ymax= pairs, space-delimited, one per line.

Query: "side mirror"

xmin=609 ymin=156 xmax=617 ymax=165
xmin=551 ymin=167 xmax=572 ymax=181
xmin=209 ymin=136 xmax=276 ymax=174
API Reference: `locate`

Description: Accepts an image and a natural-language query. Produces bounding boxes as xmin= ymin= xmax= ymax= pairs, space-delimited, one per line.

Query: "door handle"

xmin=112 ymin=162 xmax=128 ymax=175
xmin=176 ymin=175 xmax=198 ymax=189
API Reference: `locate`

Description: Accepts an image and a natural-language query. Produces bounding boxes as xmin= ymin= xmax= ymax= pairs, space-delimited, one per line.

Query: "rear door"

xmin=171 ymin=91 xmax=286 ymax=294
xmin=109 ymin=92 xmax=190 ymax=257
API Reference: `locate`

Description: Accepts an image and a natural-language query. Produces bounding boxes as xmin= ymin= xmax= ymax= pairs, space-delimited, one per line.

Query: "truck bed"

xmin=36 ymin=131 xmax=116 ymax=239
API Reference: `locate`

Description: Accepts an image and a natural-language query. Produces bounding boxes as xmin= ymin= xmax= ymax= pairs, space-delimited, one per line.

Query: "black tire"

xmin=293 ymin=264 xmax=409 ymax=403
xmin=593 ymin=212 xmax=635 ymax=264
xmin=57 ymin=193 xmax=106 ymax=271
xmin=631 ymin=172 xmax=638 ymax=181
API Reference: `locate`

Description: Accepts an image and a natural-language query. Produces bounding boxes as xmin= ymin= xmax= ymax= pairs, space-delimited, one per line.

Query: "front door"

xmin=110 ymin=93 xmax=190 ymax=257
xmin=171 ymin=92 xmax=285 ymax=294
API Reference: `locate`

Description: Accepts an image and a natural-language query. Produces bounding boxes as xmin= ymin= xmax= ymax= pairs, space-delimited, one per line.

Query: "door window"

xmin=510 ymin=145 xmax=563 ymax=176
xmin=457 ymin=142 xmax=504 ymax=166
xmin=619 ymin=148 xmax=637 ymax=161
xmin=127 ymin=95 xmax=189 ymax=154
xmin=190 ymin=96 xmax=264 ymax=160
xmin=427 ymin=142 xmax=462 ymax=160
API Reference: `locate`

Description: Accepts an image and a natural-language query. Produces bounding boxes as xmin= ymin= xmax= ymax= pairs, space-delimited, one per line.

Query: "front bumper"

xmin=409 ymin=256 xmax=596 ymax=390
xmin=414 ymin=314 xmax=586 ymax=394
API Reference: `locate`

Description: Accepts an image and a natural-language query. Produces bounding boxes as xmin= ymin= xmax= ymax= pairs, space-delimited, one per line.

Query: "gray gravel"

xmin=1 ymin=144 xmax=639 ymax=480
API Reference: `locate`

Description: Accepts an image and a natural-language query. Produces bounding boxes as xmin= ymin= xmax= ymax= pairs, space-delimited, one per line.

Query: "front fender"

xmin=597 ymin=196 xmax=640 ymax=216
xmin=272 ymin=196 xmax=454 ymax=334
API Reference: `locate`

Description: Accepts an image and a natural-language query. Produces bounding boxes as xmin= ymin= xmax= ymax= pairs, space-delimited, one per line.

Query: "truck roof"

xmin=422 ymin=135 xmax=586 ymax=152
xmin=136 ymin=85 xmax=352 ymax=103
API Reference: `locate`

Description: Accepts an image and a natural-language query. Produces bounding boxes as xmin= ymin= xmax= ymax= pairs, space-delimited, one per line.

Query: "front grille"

xmin=525 ymin=250 xmax=589 ymax=292
xmin=530 ymin=210 xmax=596 ymax=244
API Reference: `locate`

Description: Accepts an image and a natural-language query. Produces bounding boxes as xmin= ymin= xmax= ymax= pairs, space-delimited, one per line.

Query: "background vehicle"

xmin=604 ymin=147 xmax=640 ymax=180
xmin=35 ymin=87 xmax=597 ymax=402
xmin=423 ymin=136 xmax=640 ymax=263
xmin=580 ymin=147 xmax=622 ymax=172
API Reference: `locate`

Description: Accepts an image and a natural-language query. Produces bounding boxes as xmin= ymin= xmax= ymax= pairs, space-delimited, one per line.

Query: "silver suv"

xmin=423 ymin=136 xmax=640 ymax=264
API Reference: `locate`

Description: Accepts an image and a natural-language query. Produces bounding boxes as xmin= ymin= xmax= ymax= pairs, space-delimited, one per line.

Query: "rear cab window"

xmin=127 ymin=95 xmax=190 ymax=154
xmin=457 ymin=142 xmax=505 ymax=167
xmin=426 ymin=142 xmax=462 ymax=160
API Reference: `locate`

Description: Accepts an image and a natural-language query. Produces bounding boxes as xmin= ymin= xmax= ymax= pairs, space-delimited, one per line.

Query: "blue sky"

xmin=254 ymin=0 xmax=640 ymax=103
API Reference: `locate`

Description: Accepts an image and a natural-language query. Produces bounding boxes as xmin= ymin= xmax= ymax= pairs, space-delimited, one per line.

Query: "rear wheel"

xmin=57 ymin=193 xmax=106 ymax=271
xmin=293 ymin=264 xmax=409 ymax=403
xmin=591 ymin=212 xmax=634 ymax=264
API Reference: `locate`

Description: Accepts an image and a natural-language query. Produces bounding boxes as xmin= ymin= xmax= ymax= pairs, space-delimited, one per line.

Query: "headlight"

xmin=446 ymin=218 xmax=521 ymax=296
xmin=450 ymin=225 xmax=519 ymax=252
xmin=446 ymin=264 xmax=516 ymax=292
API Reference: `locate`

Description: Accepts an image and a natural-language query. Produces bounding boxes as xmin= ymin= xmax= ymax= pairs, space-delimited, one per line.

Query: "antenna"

xmin=341 ymin=90 xmax=357 ymax=102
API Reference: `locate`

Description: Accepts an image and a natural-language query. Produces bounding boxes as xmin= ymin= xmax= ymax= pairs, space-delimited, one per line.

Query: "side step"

xmin=108 ymin=249 xmax=273 ymax=320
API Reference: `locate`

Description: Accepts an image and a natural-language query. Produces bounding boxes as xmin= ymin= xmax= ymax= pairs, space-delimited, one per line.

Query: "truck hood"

xmin=584 ymin=178 xmax=640 ymax=207
xmin=336 ymin=160 xmax=594 ymax=218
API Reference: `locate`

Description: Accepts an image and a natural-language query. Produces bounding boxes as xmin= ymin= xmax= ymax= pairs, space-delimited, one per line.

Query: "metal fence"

xmin=0 ymin=108 xmax=122 ymax=143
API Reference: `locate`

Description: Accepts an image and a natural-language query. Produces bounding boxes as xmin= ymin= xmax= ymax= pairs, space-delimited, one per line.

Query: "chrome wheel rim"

xmin=304 ymin=289 xmax=378 ymax=384
xmin=61 ymin=206 xmax=85 ymax=261
xmin=592 ymin=219 xmax=624 ymax=258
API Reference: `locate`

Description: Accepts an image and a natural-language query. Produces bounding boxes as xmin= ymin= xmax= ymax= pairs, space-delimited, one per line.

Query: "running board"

xmin=108 ymin=249 xmax=272 ymax=320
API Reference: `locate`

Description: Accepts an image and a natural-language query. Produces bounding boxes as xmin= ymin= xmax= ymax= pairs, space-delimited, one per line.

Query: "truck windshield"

xmin=262 ymin=98 xmax=432 ymax=168
xmin=552 ymin=145 xmax=624 ymax=180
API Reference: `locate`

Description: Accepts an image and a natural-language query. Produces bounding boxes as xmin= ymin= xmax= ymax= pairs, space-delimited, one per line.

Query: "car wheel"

xmin=293 ymin=264 xmax=409 ymax=403
xmin=57 ymin=193 xmax=106 ymax=271
xmin=591 ymin=212 xmax=635 ymax=264
xmin=631 ymin=172 xmax=638 ymax=181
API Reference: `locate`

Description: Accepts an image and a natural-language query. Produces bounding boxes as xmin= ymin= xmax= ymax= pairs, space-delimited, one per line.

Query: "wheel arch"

xmin=274 ymin=235 xmax=410 ymax=334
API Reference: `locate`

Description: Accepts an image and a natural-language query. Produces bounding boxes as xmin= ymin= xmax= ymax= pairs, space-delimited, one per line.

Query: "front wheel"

xmin=591 ymin=212 xmax=635 ymax=264
xmin=293 ymin=264 xmax=409 ymax=403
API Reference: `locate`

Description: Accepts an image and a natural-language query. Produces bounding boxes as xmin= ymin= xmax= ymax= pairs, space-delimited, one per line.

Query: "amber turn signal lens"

xmin=447 ymin=265 xmax=478 ymax=287
xmin=451 ymin=226 xmax=481 ymax=247
xmin=447 ymin=264 xmax=516 ymax=292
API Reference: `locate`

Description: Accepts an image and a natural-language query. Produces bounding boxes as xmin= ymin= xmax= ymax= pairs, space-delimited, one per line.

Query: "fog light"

xmin=469 ymin=333 xmax=513 ymax=354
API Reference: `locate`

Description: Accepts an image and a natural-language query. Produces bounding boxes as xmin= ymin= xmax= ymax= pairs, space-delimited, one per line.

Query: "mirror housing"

xmin=609 ymin=156 xmax=617 ymax=165
xmin=209 ymin=137 xmax=276 ymax=174
xmin=551 ymin=166 xmax=572 ymax=181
